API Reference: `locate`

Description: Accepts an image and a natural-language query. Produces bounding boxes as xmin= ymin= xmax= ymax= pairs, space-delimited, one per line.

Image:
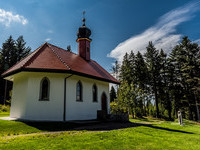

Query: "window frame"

xmin=76 ymin=81 xmax=83 ymax=102
xmin=92 ymin=84 xmax=98 ymax=102
xmin=39 ymin=77 xmax=50 ymax=101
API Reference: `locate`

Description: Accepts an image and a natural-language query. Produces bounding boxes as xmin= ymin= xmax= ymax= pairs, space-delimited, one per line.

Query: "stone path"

xmin=0 ymin=117 xmax=17 ymax=121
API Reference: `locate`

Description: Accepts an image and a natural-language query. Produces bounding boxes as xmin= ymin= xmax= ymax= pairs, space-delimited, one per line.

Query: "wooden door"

xmin=101 ymin=92 xmax=107 ymax=114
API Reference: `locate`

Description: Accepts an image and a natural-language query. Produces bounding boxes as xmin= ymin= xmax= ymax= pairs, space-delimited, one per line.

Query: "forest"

xmin=110 ymin=36 xmax=200 ymax=121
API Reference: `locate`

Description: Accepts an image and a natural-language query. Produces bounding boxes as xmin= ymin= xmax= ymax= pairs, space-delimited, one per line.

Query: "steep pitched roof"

xmin=2 ymin=43 xmax=119 ymax=84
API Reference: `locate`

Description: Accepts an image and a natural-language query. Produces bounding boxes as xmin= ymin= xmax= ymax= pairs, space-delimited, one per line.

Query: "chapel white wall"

xmin=10 ymin=73 xmax=28 ymax=119
xmin=9 ymin=72 xmax=110 ymax=121
xmin=65 ymin=75 xmax=110 ymax=121
xmin=25 ymin=72 xmax=66 ymax=121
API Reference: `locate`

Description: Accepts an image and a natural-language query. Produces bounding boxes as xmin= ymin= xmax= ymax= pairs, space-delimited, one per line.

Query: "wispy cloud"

xmin=108 ymin=1 xmax=200 ymax=62
xmin=45 ymin=38 xmax=51 ymax=42
xmin=0 ymin=8 xmax=28 ymax=27
xmin=194 ymin=39 xmax=200 ymax=43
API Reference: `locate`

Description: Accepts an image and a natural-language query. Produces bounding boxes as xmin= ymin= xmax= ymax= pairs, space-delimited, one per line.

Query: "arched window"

xmin=92 ymin=84 xmax=97 ymax=102
xmin=40 ymin=77 xmax=50 ymax=101
xmin=76 ymin=81 xmax=82 ymax=101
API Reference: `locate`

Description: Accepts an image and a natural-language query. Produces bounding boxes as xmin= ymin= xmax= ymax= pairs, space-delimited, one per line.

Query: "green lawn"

xmin=0 ymin=112 xmax=9 ymax=117
xmin=0 ymin=113 xmax=199 ymax=150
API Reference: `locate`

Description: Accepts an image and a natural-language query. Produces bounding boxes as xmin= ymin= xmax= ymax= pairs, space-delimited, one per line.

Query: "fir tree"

xmin=120 ymin=53 xmax=132 ymax=84
xmin=144 ymin=41 xmax=161 ymax=118
xmin=15 ymin=36 xmax=31 ymax=62
xmin=67 ymin=45 xmax=71 ymax=52
xmin=0 ymin=36 xmax=31 ymax=104
xmin=110 ymin=86 xmax=117 ymax=102
xmin=135 ymin=51 xmax=148 ymax=90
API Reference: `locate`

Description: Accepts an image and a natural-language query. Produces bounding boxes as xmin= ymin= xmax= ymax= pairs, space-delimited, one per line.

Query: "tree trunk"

xmin=146 ymin=101 xmax=149 ymax=116
xmin=188 ymin=103 xmax=193 ymax=120
xmin=154 ymin=84 xmax=159 ymax=118
xmin=143 ymin=101 xmax=146 ymax=116
xmin=168 ymin=93 xmax=172 ymax=120
xmin=131 ymin=109 xmax=135 ymax=119
xmin=195 ymin=95 xmax=200 ymax=121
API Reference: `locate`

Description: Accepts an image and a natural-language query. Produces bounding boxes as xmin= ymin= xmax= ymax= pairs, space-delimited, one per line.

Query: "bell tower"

xmin=77 ymin=11 xmax=92 ymax=61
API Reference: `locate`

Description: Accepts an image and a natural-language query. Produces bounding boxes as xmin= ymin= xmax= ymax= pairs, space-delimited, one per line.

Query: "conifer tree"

xmin=168 ymin=46 xmax=184 ymax=119
xmin=0 ymin=36 xmax=31 ymax=104
xmin=134 ymin=51 xmax=148 ymax=115
xmin=168 ymin=36 xmax=200 ymax=120
xmin=120 ymin=53 xmax=132 ymax=84
xmin=110 ymin=86 xmax=117 ymax=102
xmin=1 ymin=36 xmax=16 ymax=68
xmin=159 ymin=49 xmax=172 ymax=119
xmin=128 ymin=51 xmax=136 ymax=82
xmin=15 ymin=36 xmax=31 ymax=62
xmin=67 ymin=45 xmax=71 ymax=52
xmin=144 ymin=41 xmax=161 ymax=118
xmin=135 ymin=51 xmax=148 ymax=90
xmin=177 ymin=37 xmax=200 ymax=120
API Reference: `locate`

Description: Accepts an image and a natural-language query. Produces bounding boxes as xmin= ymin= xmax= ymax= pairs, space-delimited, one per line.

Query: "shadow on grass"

xmin=142 ymin=124 xmax=194 ymax=134
xmin=23 ymin=121 xmax=195 ymax=134
xmin=135 ymin=118 xmax=155 ymax=122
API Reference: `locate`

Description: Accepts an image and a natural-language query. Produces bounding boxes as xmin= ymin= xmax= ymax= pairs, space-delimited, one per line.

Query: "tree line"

xmin=110 ymin=36 xmax=200 ymax=121
xmin=0 ymin=36 xmax=31 ymax=104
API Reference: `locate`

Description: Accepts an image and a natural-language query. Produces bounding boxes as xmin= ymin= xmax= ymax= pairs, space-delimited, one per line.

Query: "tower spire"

xmin=82 ymin=11 xmax=86 ymax=26
xmin=77 ymin=11 xmax=92 ymax=61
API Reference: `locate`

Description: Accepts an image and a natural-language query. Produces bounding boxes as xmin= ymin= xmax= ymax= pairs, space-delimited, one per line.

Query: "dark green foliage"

xmin=0 ymin=36 xmax=31 ymax=104
xmin=0 ymin=104 xmax=10 ymax=112
xmin=67 ymin=45 xmax=71 ymax=52
xmin=110 ymin=86 xmax=116 ymax=102
xmin=115 ymin=81 xmax=145 ymax=118
xmin=15 ymin=36 xmax=31 ymax=62
xmin=120 ymin=53 xmax=132 ymax=84
xmin=134 ymin=51 xmax=148 ymax=89
xmin=169 ymin=37 xmax=200 ymax=121
xmin=144 ymin=42 xmax=161 ymax=118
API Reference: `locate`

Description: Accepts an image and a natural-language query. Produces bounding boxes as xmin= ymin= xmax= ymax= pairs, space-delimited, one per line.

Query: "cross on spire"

xmin=82 ymin=11 xmax=86 ymax=26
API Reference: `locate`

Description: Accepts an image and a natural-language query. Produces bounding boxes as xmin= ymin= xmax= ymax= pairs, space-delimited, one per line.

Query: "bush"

xmin=110 ymin=101 xmax=128 ymax=115
xmin=0 ymin=105 xmax=10 ymax=113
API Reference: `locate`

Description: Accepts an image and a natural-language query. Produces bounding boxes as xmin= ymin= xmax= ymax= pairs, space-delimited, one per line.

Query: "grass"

xmin=0 ymin=112 xmax=200 ymax=150
xmin=0 ymin=112 xmax=9 ymax=117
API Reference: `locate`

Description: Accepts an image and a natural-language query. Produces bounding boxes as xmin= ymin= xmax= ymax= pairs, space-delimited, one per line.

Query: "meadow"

xmin=0 ymin=113 xmax=199 ymax=150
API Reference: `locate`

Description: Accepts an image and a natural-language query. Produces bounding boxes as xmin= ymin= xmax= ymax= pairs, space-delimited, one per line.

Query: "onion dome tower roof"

xmin=77 ymin=11 xmax=92 ymax=40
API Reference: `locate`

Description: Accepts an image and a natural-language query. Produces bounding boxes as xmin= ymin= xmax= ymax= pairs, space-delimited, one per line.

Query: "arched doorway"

xmin=101 ymin=92 xmax=107 ymax=114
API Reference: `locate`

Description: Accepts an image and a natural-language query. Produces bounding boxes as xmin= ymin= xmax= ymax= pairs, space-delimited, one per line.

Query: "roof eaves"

xmin=1 ymin=43 xmax=46 ymax=76
xmin=2 ymin=67 xmax=120 ymax=84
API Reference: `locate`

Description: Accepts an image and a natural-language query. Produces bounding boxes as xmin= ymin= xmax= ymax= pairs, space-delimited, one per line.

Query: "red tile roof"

xmin=2 ymin=43 xmax=119 ymax=84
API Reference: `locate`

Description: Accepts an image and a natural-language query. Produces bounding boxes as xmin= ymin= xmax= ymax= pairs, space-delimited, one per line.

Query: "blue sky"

xmin=0 ymin=0 xmax=200 ymax=71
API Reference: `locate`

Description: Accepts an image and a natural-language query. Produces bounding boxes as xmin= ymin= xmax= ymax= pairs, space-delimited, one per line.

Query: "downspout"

xmin=63 ymin=74 xmax=73 ymax=122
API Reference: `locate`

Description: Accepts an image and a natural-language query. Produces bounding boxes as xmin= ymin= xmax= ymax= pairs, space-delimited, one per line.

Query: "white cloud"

xmin=0 ymin=8 xmax=28 ymax=27
xmin=108 ymin=1 xmax=200 ymax=62
xmin=194 ymin=39 xmax=200 ymax=43
xmin=45 ymin=38 xmax=51 ymax=42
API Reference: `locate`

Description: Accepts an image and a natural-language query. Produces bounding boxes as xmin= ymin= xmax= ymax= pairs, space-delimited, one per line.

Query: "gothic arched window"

xmin=92 ymin=84 xmax=97 ymax=102
xmin=40 ymin=77 xmax=50 ymax=101
xmin=76 ymin=81 xmax=82 ymax=101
